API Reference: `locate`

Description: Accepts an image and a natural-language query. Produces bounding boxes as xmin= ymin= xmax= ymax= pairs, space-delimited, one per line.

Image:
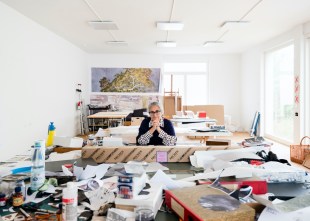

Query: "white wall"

xmin=0 ymin=2 xmax=88 ymax=161
xmin=241 ymin=48 xmax=262 ymax=132
xmin=87 ymin=53 xmax=242 ymax=127
xmin=241 ymin=25 xmax=305 ymax=139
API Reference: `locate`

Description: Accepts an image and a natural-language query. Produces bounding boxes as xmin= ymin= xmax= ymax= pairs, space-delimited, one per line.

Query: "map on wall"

xmin=91 ymin=68 xmax=161 ymax=93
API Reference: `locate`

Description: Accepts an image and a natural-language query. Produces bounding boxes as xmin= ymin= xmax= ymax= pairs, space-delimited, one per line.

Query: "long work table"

xmin=106 ymin=125 xmax=232 ymax=142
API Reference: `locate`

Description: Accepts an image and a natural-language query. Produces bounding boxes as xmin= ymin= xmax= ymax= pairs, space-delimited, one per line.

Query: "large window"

xmin=163 ymin=63 xmax=208 ymax=105
xmin=264 ymin=43 xmax=294 ymax=143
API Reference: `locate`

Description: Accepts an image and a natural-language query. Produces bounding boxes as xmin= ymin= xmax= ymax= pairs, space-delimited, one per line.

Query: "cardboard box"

xmin=131 ymin=117 xmax=144 ymax=126
xmin=183 ymin=105 xmax=224 ymax=125
xmin=81 ymin=145 xmax=241 ymax=163
xmin=53 ymin=136 xmax=84 ymax=147
xmin=165 ymin=185 xmax=255 ymax=221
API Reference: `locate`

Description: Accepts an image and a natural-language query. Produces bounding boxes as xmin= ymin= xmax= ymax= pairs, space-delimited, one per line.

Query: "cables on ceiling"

xmin=83 ymin=0 xmax=117 ymax=41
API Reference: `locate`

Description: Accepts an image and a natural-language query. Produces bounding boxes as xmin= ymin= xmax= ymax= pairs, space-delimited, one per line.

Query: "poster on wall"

xmin=91 ymin=68 xmax=161 ymax=93
xmin=90 ymin=94 xmax=161 ymax=110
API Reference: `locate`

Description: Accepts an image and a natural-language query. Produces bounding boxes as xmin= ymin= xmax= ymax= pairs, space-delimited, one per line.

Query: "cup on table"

xmin=135 ymin=208 xmax=154 ymax=221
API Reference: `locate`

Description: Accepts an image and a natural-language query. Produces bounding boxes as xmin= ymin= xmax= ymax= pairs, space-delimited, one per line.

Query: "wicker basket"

xmin=290 ymin=136 xmax=310 ymax=164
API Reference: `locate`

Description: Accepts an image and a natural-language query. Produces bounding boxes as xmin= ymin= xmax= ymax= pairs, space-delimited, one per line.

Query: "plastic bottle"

xmin=37 ymin=139 xmax=46 ymax=161
xmin=30 ymin=141 xmax=45 ymax=191
xmin=46 ymin=122 xmax=56 ymax=147
xmin=62 ymin=182 xmax=78 ymax=221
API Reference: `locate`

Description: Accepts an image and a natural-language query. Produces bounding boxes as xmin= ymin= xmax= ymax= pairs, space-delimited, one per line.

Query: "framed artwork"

xmin=91 ymin=68 xmax=161 ymax=93
xmin=90 ymin=94 xmax=161 ymax=110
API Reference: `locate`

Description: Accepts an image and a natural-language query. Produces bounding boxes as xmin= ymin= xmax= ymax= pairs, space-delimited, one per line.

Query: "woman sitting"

xmin=136 ymin=102 xmax=177 ymax=146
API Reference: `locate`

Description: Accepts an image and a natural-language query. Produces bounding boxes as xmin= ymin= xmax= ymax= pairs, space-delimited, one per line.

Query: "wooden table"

xmin=87 ymin=111 xmax=131 ymax=131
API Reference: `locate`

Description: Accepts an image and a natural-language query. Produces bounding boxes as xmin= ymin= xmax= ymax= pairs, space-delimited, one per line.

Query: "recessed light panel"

xmin=89 ymin=21 xmax=119 ymax=30
xmin=106 ymin=41 xmax=128 ymax=46
xmin=156 ymin=22 xmax=184 ymax=31
xmin=156 ymin=41 xmax=177 ymax=47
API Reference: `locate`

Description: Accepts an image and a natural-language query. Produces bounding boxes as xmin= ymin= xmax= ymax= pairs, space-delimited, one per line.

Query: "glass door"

xmin=264 ymin=43 xmax=294 ymax=143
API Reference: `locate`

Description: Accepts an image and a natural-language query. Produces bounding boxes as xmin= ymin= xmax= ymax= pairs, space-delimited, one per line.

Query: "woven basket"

xmin=290 ymin=136 xmax=310 ymax=164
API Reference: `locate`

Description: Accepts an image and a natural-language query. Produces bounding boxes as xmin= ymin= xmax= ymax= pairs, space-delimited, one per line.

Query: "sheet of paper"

xmin=0 ymin=161 xmax=32 ymax=177
xmin=62 ymin=165 xmax=73 ymax=176
xmin=195 ymin=150 xmax=264 ymax=168
xmin=73 ymin=164 xmax=111 ymax=181
xmin=24 ymin=191 xmax=51 ymax=204
xmin=149 ymin=170 xmax=195 ymax=190
xmin=145 ymin=162 xmax=169 ymax=173
xmin=180 ymin=167 xmax=253 ymax=182
xmin=258 ymin=206 xmax=310 ymax=221
xmin=83 ymin=186 xmax=115 ymax=210
xmin=261 ymin=161 xmax=304 ymax=172
xmin=194 ymin=146 xmax=268 ymax=158
xmin=253 ymin=194 xmax=310 ymax=213
xmin=124 ymin=164 xmax=145 ymax=174
xmin=195 ymin=154 xmax=216 ymax=168
xmin=95 ymin=128 xmax=109 ymax=137
xmin=189 ymin=155 xmax=198 ymax=167
xmin=47 ymin=150 xmax=81 ymax=161
xmin=73 ymin=165 xmax=84 ymax=180
xmin=79 ymin=165 xmax=98 ymax=180
xmin=212 ymin=159 xmax=233 ymax=171
xmin=95 ymin=164 xmax=112 ymax=179
xmin=273 ymin=195 xmax=310 ymax=212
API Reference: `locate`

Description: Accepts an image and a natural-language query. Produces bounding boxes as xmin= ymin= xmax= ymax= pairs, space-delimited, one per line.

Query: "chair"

xmin=125 ymin=108 xmax=148 ymax=125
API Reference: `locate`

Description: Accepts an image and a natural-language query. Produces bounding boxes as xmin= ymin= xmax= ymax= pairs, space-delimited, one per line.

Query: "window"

xmin=264 ymin=43 xmax=294 ymax=143
xmin=163 ymin=63 xmax=208 ymax=105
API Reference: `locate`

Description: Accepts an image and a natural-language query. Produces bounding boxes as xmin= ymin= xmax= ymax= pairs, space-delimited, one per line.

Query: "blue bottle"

xmin=30 ymin=141 xmax=45 ymax=191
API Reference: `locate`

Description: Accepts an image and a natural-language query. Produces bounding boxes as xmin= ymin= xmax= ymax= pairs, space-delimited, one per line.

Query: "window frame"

xmin=162 ymin=62 xmax=209 ymax=105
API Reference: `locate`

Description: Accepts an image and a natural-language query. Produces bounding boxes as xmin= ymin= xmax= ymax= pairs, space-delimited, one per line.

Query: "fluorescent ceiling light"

xmin=89 ymin=21 xmax=118 ymax=30
xmin=106 ymin=41 xmax=128 ymax=46
xmin=203 ymin=41 xmax=224 ymax=47
xmin=220 ymin=20 xmax=250 ymax=29
xmin=156 ymin=22 xmax=184 ymax=31
xmin=156 ymin=41 xmax=177 ymax=47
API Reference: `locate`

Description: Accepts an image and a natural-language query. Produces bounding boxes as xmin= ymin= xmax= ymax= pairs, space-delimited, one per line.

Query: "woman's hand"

xmin=150 ymin=120 xmax=161 ymax=133
xmin=152 ymin=120 xmax=162 ymax=133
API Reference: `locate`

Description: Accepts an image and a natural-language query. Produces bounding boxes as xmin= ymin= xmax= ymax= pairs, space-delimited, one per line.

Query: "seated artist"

xmin=136 ymin=102 xmax=177 ymax=146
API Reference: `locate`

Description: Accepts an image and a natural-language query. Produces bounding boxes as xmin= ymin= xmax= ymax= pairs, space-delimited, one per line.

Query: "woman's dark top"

xmin=136 ymin=117 xmax=177 ymax=146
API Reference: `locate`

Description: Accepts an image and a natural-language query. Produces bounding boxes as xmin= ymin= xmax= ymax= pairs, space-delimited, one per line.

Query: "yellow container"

xmin=46 ymin=122 xmax=56 ymax=147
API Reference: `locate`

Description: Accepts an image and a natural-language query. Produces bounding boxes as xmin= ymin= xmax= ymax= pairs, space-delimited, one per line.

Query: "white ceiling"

xmin=2 ymin=0 xmax=310 ymax=54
